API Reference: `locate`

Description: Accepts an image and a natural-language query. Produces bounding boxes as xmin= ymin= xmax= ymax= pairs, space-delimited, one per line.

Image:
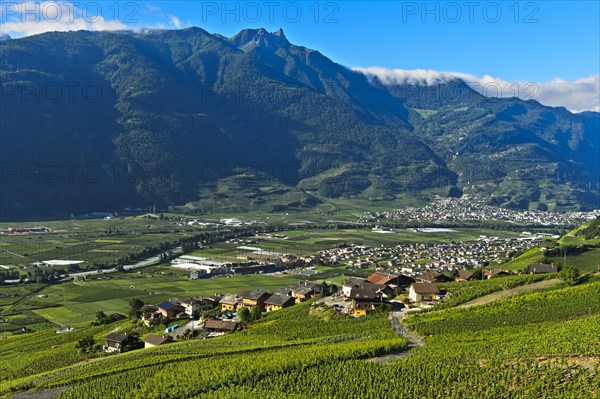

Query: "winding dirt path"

xmin=366 ymin=310 xmax=424 ymax=364
xmin=459 ymin=278 xmax=563 ymax=308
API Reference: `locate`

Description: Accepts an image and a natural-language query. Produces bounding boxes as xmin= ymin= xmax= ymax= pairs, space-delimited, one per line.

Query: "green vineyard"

xmin=1 ymin=277 xmax=599 ymax=398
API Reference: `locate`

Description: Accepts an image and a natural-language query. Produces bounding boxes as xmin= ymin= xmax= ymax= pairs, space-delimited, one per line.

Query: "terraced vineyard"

xmin=0 ymin=278 xmax=598 ymax=398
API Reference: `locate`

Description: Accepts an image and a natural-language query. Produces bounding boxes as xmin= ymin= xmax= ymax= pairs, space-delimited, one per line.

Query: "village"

xmin=173 ymin=232 xmax=542 ymax=283
xmin=100 ymin=253 xmax=560 ymax=355
xmin=102 ymin=273 xmax=432 ymax=354
xmin=365 ymin=197 xmax=599 ymax=226
xmin=315 ymin=234 xmax=542 ymax=276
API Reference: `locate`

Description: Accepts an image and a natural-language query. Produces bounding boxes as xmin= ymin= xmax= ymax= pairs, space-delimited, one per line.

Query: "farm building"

xmin=366 ymin=272 xmax=415 ymax=288
xmin=178 ymin=297 xmax=216 ymax=316
xmin=415 ymin=271 xmax=452 ymax=283
xmin=456 ymin=269 xmax=475 ymax=281
xmin=291 ymin=281 xmax=324 ymax=303
xmin=348 ymin=282 xmax=391 ymax=316
xmin=342 ymin=277 xmax=366 ymax=297
xmin=483 ymin=269 xmax=510 ymax=279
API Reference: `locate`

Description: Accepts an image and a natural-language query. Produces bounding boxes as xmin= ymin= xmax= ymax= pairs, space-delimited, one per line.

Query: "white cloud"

xmin=144 ymin=3 xmax=187 ymax=30
xmin=168 ymin=15 xmax=181 ymax=29
xmin=0 ymin=1 xmax=129 ymax=36
xmin=352 ymin=67 xmax=600 ymax=113
xmin=0 ymin=1 xmax=187 ymax=37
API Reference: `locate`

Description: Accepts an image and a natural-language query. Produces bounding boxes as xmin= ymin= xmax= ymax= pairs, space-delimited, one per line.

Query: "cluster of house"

xmin=141 ymin=296 xmax=221 ymax=326
xmin=102 ymin=281 xmax=326 ymax=353
xmin=0 ymin=226 xmax=52 ymax=235
xmin=340 ymin=271 xmax=447 ymax=315
xmin=104 ymin=262 xmax=561 ymax=354
xmin=365 ymin=197 xmax=598 ymax=226
xmin=218 ymin=281 xmax=324 ymax=313
xmin=316 ymin=237 xmax=537 ymax=279
xmin=138 ymin=281 xmax=325 ymax=325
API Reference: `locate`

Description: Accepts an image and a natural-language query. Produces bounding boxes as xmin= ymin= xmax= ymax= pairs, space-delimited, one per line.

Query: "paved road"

xmin=314 ymin=294 xmax=353 ymax=313
xmin=391 ymin=309 xmax=424 ymax=348
xmin=168 ymin=319 xmax=203 ymax=338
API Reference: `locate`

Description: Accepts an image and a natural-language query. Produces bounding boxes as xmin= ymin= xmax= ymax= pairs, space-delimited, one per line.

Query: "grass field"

xmin=501 ymin=247 xmax=545 ymax=271
xmin=501 ymin=246 xmax=600 ymax=273
xmin=24 ymin=271 xmax=305 ymax=325
xmin=546 ymin=248 xmax=600 ymax=273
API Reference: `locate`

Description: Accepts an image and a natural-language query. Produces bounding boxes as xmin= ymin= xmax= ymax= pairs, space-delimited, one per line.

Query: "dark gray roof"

xmin=274 ymin=287 xmax=293 ymax=296
xmin=349 ymin=288 xmax=377 ymax=300
xmin=296 ymin=281 xmax=320 ymax=288
xmin=343 ymin=277 xmax=365 ymax=287
xmin=238 ymin=290 xmax=271 ymax=301
xmin=106 ymin=333 xmax=129 ymax=343
xmin=264 ymin=294 xmax=294 ymax=306
xmin=292 ymin=286 xmax=314 ymax=295
xmin=528 ymin=263 xmax=557 ymax=273
xmin=157 ymin=301 xmax=179 ymax=311
xmin=349 ymin=282 xmax=393 ymax=299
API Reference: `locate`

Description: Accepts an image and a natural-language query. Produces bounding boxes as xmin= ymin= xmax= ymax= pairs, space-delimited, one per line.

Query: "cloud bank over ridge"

xmin=352 ymin=67 xmax=600 ymax=113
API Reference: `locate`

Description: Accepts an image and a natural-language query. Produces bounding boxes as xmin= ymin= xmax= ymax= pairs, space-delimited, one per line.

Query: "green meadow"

xmin=27 ymin=272 xmax=304 ymax=325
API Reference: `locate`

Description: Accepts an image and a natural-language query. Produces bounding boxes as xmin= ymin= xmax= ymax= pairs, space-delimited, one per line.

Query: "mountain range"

xmin=0 ymin=27 xmax=598 ymax=219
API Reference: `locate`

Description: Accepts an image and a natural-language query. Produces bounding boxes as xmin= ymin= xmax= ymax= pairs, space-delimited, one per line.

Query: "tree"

xmin=129 ymin=298 xmax=144 ymax=318
xmin=238 ymin=307 xmax=250 ymax=323
xmin=250 ymin=305 xmax=262 ymax=321
xmin=472 ymin=269 xmax=483 ymax=280
xmin=95 ymin=311 xmax=109 ymax=325
xmin=559 ymin=266 xmax=581 ymax=286
xmin=75 ymin=335 xmax=95 ymax=355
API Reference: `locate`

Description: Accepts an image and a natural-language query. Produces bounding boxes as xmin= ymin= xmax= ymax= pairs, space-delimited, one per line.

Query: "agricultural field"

xmin=0 ymin=277 xmax=598 ymax=399
xmin=436 ymin=274 xmax=554 ymax=308
xmin=0 ymin=217 xmax=209 ymax=269
xmin=12 ymin=271 xmax=304 ymax=326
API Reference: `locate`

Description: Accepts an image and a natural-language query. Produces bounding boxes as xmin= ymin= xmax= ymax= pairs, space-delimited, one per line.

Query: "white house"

xmin=408 ymin=283 xmax=440 ymax=303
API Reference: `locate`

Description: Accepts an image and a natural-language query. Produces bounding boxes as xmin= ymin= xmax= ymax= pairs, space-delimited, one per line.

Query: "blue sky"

xmin=1 ymin=1 xmax=599 ymax=110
